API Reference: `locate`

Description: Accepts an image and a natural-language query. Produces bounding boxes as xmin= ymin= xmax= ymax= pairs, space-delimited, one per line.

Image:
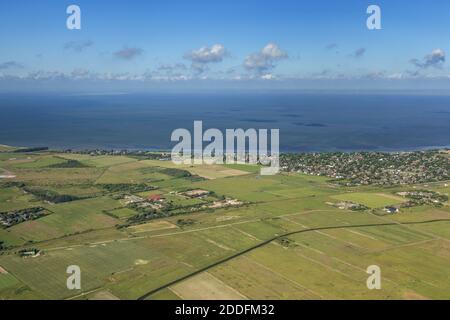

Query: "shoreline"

xmin=1 ymin=143 xmax=449 ymax=154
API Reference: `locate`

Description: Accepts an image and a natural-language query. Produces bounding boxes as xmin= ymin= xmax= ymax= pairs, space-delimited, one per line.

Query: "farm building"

xmin=183 ymin=189 xmax=210 ymax=198
xmin=148 ymin=194 xmax=164 ymax=202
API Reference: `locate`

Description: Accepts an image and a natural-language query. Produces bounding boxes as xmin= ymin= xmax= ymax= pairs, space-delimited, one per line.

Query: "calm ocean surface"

xmin=0 ymin=92 xmax=449 ymax=152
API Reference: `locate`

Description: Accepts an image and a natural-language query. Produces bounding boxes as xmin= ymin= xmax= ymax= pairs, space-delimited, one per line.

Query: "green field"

xmin=0 ymin=187 xmax=42 ymax=211
xmin=12 ymin=156 xmax=68 ymax=169
xmin=1 ymin=151 xmax=449 ymax=300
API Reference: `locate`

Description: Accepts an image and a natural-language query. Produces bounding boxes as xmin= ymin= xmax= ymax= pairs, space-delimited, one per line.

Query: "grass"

xmin=0 ymin=229 xmax=26 ymax=247
xmin=223 ymin=163 xmax=262 ymax=173
xmin=170 ymin=272 xmax=246 ymax=300
xmin=96 ymin=161 xmax=172 ymax=184
xmin=12 ymin=156 xmax=67 ymax=169
xmin=0 ymin=231 xmax=231 ymax=299
xmin=0 ymin=272 xmax=20 ymax=291
xmin=13 ymin=168 xmax=105 ymax=186
xmin=128 ymin=220 xmax=178 ymax=233
xmin=146 ymin=288 xmax=181 ymax=300
xmin=140 ymin=160 xmax=249 ymax=179
xmin=0 ymin=187 xmax=42 ymax=211
xmin=43 ymin=184 xmax=104 ymax=197
xmin=59 ymin=154 xmax=137 ymax=168
xmin=206 ymin=221 xmax=450 ymax=299
xmin=107 ymin=208 xmax=138 ymax=219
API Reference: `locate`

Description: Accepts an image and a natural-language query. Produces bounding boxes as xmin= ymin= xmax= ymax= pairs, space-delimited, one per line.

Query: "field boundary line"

xmin=137 ymin=218 xmax=450 ymax=300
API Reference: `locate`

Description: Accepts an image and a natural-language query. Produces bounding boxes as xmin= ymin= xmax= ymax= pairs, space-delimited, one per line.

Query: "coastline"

xmin=1 ymin=143 xmax=448 ymax=154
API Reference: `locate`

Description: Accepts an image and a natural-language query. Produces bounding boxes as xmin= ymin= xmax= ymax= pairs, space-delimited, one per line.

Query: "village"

xmin=0 ymin=207 xmax=47 ymax=228
xmin=280 ymin=150 xmax=450 ymax=186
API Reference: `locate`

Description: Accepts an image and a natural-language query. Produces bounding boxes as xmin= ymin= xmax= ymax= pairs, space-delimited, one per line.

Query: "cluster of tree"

xmin=160 ymin=168 xmax=192 ymax=178
xmin=176 ymin=219 xmax=196 ymax=227
xmin=125 ymin=210 xmax=168 ymax=225
xmin=185 ymin=175 xmax=207 ymax=182
xmin=124 ymin=202 xmax=200 ymax=226
xmin=277 ymin=237 xmax=295 ymax=248
xmin=148 ymin=167 xmax=206 ymax=182
xmin=99 ymin=183 xmax=157 ymax=193
xmin=23 ymin=187 xmax=81 ymax=203
xmin=127 ymin=202 xmax=172 ymax=214
xmin=0 ymin=181 xmax=25 ymax=188
xmin=47 ymin=159 xmax=89 ymax=168
xmin=403 ymin=190 xmax=448 ymax=202
xmin=399 ymin=190 xmax=449 ymax=208
xmin=13 ymin=147 xmax=48 ymax=153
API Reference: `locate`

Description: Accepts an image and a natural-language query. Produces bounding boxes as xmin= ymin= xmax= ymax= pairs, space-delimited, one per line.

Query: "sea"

xmin=0 ymin=92 xmax=449 ymax=152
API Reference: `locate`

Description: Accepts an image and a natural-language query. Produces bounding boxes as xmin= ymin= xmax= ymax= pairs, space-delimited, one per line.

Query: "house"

xmin=384 ymin=206 xmax=399 ymax=214
xmin=0 ymin=175 xmax=16 ymax=179
xmin=19 ymin=249 xmax=41 ymax=258
xmin=148 ymin=194 xmax=164 ymax=202
xmin=183 ymin=189 xmax=210 ymax=198
xmin=124 ymin=195 xmax=144 ymax=205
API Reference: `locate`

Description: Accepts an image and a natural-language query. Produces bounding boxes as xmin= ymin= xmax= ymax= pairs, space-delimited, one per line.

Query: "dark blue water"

xmin=0 ymin=92 xmax=449 ymax=152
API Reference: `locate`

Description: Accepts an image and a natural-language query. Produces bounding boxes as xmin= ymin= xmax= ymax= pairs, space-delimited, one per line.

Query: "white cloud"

xmin=261 ymin=73 xmax=275 ymax=80
xmin=261 ymin=43 xmax=288 ymax=59
xmin=411 ymin=49 xmax=445 ymax=69
xmin=185 ymin=44 xmax=227 ymax=63
xmin=184 ymin=44 xmax=227 ymax=73
xmin=244 ymin=43 xmax=287 ymax=74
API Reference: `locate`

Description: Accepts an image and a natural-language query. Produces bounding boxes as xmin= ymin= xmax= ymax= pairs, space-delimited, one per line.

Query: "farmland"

xmin=0 ymin=149 xmax=449 ymax=300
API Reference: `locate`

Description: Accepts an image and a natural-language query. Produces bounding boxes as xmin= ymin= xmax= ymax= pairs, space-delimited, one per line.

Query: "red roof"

xmin=148 ymin=195 xmax=163 ymax=201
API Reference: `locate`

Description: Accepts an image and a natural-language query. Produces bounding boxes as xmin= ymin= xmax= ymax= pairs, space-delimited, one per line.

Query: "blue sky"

xmin=1 ymin=0 xmax=450 ymax=91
